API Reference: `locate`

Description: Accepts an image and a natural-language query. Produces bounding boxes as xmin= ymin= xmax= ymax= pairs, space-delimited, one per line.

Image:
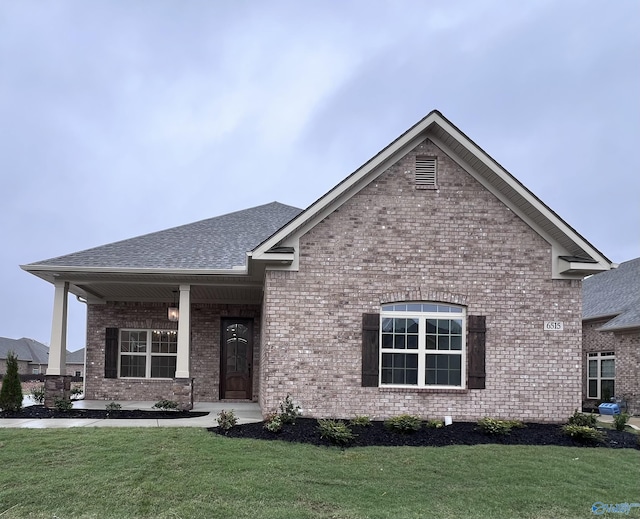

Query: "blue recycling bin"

xmin=598 ymin=403 xmax=621 ymax=415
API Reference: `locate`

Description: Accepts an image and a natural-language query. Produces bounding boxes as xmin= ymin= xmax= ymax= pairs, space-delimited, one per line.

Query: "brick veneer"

xmin=583 ymin=318 xmax=640 ymax=412
xmin=260 ymin=139 xmax=582 ymax=423
xmin=84 ymin=301 xmax=261 ymax=403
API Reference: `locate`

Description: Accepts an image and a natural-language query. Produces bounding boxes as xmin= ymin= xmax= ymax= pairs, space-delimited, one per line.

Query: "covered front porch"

xmin=36 ymin=274 xmax=267 ymax=410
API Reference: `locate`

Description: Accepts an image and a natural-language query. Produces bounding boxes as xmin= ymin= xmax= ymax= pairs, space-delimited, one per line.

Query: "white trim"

xmin=379 ymin=303 xmax=467 ymax=389
xmin=118 ymin=329 xmax=178 ymax=379
xmin=250 ymin=111 xmax=611 ymax=277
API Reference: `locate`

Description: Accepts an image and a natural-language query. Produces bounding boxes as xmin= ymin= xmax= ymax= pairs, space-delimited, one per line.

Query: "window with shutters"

xmin=119 ymin=329 xmax=177 ymax=378
xmin=415 ymin=156 xmax=437 ymax=189
xmin=587 ymin=351 xmax=615 ymax=400
xmin=380 ymin=303 xmax=466 ymax=388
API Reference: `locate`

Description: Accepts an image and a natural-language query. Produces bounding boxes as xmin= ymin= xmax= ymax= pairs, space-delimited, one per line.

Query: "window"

xmin=380 ymin=303 xmax=465 ymax=388
xmin=119 ymin=330 xmax=177 ymax=378
xmin=75 ymin=371 xmax=82 ymax=377
xmin=32 ymin=368 xmax=40 ymax=375
xmin=587 ymin=351 xmax=615 ymax=400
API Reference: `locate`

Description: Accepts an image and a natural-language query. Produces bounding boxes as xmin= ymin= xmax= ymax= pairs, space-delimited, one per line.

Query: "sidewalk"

xmin=596 ymin=413 xmax=640 ymax=431
xmin=0 ymin=400 xmax=263 ymax=429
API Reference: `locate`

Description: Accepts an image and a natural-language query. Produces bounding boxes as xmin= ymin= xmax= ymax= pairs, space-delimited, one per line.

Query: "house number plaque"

xmin=543 ymin=321 xmax=564 ymax=331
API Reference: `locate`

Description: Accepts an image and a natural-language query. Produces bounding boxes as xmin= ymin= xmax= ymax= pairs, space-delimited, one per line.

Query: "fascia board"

xmin=428 ymin=118 xmax=611 ymax=275
xmin=20 ymin=264 xmax=248 ymax=282
xmin=251 ymin=112 xmax=440 ymax=259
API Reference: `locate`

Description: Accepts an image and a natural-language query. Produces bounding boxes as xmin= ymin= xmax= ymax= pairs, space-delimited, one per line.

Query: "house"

xmin=0 ymin=337 xmax=49 ymax=375
xmin=66 ymin=348 xmax=86 ymax=378
xmin=582 ymin=257 xmax=640 ymax=413
xmin=0 ymin=337 xmax=85 ymax=378
xmin=21 ymin=110 xmax=612 ymax=421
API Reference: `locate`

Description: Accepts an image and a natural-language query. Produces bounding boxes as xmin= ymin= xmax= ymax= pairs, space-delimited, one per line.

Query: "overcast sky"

xmin=1 ymin=1 xmax=638 ymax=352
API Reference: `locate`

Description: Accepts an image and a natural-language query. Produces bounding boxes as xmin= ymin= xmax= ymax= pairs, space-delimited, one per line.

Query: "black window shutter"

xmin=105 ymin=327 xmax=119 ymax=379
xmin=467 ymin=315 xmax=486 ymax=389
xmin=362 ymin=313 xmax=380 ymax=387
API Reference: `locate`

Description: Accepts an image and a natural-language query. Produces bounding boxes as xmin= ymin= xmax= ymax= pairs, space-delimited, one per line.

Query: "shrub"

xmin=613 ymin=413 xmax=630 ymax=432
xmin=384 ymin=414 xmax=422 ymax=434
xmin=264 ymin=413 xmax=283 ymax=433
xmin=0 ymin=351 xmax=23 ymax=412
xmin=567 ymin=409 xmax=597 ymax=427
xmin=30 ymin=385 xmax=46 ymax=405
xmin=477 ymin=417 xmax=524 ymax=435
xmin=217 ymin=409 xmax=238 ymax=432
xmin=54 ymin=398 xmax=73 ymax=412
xmin=278 ymin=394 xmax=301 ymax=425
xmin=152 ymin=399 xmax=179 ymax=411
xmin=426 ymin=419 xmax=444 ymax=429
xmin=349 ymin=415 xmax=372 ymax=427
xmin=105 ymin=402 xmax=122 ymax=412
xmin=562 ymin=424 xmax=605 ymax=443
xmin=317 ymin=419 xmax=355 ymax=446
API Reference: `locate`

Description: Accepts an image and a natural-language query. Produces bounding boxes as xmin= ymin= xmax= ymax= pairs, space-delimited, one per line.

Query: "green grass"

xmin=0 ymin=428 xmax=638 ymax=518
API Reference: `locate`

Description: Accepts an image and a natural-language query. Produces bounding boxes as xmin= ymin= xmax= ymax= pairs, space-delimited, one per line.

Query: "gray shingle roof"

xmin=0 ymin=337 xmax=49 ymax=364
xmin=583 ymin=257 xmax=640 ymax=331
xmin=26 ymin=202 xmax=303 ymax=270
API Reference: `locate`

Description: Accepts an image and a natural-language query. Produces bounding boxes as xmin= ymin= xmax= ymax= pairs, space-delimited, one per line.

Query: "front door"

xmin=220 ymin=319 xmax=253 ymax=399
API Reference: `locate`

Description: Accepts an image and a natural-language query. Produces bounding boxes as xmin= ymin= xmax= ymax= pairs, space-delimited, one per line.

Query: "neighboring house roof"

xmin=0 ymin=337 xmax=85 ymax=365
xmin=251 ymin=110 xmax=611 ymax=278
xmin=583 ymin=257 xmax=640 ymax=332
xmin=66 ymin=348 xmax=85 ymax=364
xmin=23 ymin=202 xmax=302 ymax=271
xmin=0 ymin=337 xmax=49 ymax=364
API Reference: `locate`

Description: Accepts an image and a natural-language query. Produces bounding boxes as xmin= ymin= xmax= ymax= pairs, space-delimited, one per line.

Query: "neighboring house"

xmin=66 ymin=348 xmax=86 ymax=378
xmin=0 ymin=337 xmax=85 ymax=378
xmin=0 ymin=337 xmax=49 ymax=375
xmin=22 ymin=110 xmax=612 ymax=421
xmin=582 ymin=257 xmax=640 ymax=413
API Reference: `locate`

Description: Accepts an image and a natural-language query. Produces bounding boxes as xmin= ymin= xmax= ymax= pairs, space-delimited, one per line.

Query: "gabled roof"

xmin=251 ymin=110 xmax=611 ymax=278
xmin=23 ymin=202 xmax=302 ymax=273
xmin=583 ymin=257 xmax=640 ymax=332
xmin=0 ymin=337 xmax=49 ymax=364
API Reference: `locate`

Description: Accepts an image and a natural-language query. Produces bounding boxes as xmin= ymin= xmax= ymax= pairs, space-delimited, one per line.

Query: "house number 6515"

xmin=544 ymin=321 xmax=564 ymax=331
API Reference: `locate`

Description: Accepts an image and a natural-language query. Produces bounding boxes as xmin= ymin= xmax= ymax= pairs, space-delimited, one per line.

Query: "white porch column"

xmin=175 ymin=284 xmax=191 ymax=378
xmin=47 ymin=280 xmax=69 ymax=375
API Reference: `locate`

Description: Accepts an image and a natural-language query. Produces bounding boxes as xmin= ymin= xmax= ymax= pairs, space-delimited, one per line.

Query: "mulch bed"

xmin=0 ymin=405 xmax=208 ymax=420
xmin=211 ymin=418 xmax=640 ymax=449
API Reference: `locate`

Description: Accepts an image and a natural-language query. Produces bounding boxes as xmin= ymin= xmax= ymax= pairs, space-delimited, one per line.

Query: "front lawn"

xmin=0 ymin=428 xmax=638 ymax=518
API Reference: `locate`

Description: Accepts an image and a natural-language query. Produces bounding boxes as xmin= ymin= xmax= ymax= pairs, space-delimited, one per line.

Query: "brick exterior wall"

xmin=84 ymin=301 xmax=261 ymax=403
xmin=260 ymin=139 xmax=582 ymax=423
xmin=583 ymin=318 xmax=640 ymax=413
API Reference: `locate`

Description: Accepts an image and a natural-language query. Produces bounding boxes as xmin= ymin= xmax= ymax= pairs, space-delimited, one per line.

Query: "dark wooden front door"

xmin=221 ymin=319 xmax=253 ymax=399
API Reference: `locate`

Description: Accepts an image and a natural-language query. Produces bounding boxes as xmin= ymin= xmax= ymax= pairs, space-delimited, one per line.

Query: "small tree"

xmin=0 ymin=351 xmax=23 ymax=412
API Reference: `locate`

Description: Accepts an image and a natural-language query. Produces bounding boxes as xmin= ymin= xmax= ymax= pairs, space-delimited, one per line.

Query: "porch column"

xmin=47 ymin=280 xmax=69 ymax=375
xmin=175 ymin=284 xmax=191 ymax=378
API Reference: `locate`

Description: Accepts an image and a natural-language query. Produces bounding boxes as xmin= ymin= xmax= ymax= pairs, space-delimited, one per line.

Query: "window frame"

xmin=587 ymin=351 xmax=615 ymax=400
xmin=379 ymin=303 xmax=466 ymax=389
xmin=118 ymin=329 xmax=178 ymax=379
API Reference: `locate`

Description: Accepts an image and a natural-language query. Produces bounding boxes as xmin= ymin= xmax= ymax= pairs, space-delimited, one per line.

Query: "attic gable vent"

xmin=415 ymin=156 xmax=437 ymax=189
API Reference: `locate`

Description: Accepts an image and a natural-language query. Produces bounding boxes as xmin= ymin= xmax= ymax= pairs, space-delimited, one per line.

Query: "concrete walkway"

xmin=596 ymin=413 xmax=640 ymax=431
xmin=0 ymin=400 xmax=263 ymax=429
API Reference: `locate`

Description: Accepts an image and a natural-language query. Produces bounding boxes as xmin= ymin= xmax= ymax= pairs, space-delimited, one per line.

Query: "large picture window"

xmin=587 ymin=351 xmax=615 ymax=400
xmin=119 ymin=330 xmax=177 ymax=378
xmin=380 ymin=303 xmax=466 ymax=388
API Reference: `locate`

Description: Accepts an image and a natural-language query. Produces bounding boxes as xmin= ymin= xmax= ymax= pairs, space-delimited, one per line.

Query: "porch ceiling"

xmin=27 ymin=269 xmax=267 ymax=305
